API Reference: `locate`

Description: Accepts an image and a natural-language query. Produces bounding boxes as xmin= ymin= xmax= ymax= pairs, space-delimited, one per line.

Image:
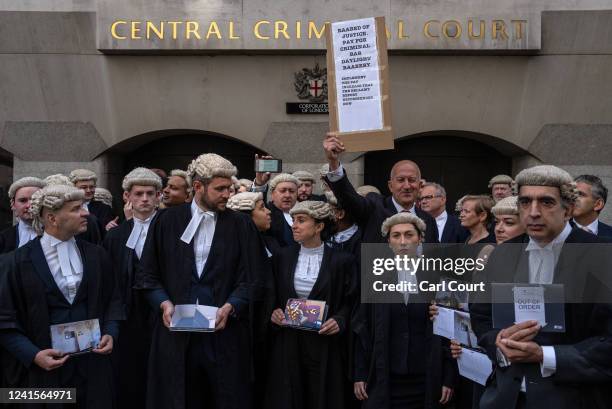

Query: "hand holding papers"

xmin=432 ymin=306 xmax=478 ymax=348
xmin=170 ymin=304 xmax=218 ymax=332
xmin=492 ymin=283 xmax=566 ymax=332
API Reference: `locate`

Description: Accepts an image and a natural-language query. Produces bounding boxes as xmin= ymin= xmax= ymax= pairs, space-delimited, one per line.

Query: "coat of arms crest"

xmin=294 ymin=63 xmax=328 ymax=103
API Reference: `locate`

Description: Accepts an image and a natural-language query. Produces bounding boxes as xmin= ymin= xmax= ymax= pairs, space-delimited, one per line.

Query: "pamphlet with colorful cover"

xmin=282 ymin=298 xmax=328 ymax=331
xmin=50 ymin=318 xmax=101 ymax=355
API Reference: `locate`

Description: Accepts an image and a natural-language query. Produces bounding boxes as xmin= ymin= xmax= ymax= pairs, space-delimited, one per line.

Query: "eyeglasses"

xmin=420 ymin=195 xmax=442 ymax=201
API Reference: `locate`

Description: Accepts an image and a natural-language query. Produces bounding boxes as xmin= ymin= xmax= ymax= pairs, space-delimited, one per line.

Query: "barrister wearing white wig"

xmin=227 ymin=192 xmax=271 ymax=233
xmin=515 ymin=165 xmax=578 ymax=208
xmin=122 ymin=167 xmax=163 ymax=192
xmin=94 ymin=188 xmax=113 ymax=207
xmin=8 ymin=177 xmax=46 ymax=200
xmin=381 ymin=212 xmax=427 ymax=238
xmin=6 ymin=177 xmax=47 ymax=247
xmin=29 ymin=185 xmax=86 ymax=235
xmin=489 ymin=174 xmax=516 ymax=202
xmin=491 ymin=196 xmax=524 ymax=244
xmin=269 ymin=173 xmax=299 ymax=192
xmin=44 ymin=174 xmax=74 ymax=187
xmin=69 ymin=169 xmax=97 ymax=184
xmin=187 ymin=153 xmax=237 ymax=181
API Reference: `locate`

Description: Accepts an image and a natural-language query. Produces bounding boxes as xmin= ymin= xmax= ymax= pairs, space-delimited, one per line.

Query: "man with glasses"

xmin=571 ymin=174 xmax=612 ymax=239
xmin=420 ymin=182 xmax=468 ymax=243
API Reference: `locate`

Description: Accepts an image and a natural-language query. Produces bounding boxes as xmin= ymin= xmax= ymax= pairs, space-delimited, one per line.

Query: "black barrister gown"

xmin=103 ymin=216 xmax=160 ymax=409
xmin=265 ymin=244 xmax=357 ymax=409
xmin=252 ymin=234 xmax=278 ymax=409
xmin=135 ymin=203 xmax=264 ymax=409
xmin=353 ymin=270 xmax=457 ymax=409
xmin=0 ymin=238 xmax=123 ymax=409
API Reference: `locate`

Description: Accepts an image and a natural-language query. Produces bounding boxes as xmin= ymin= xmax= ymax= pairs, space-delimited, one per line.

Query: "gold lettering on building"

xmin=397 ymin=20 xmax=409 ymax=39
xmin=111 ymin=21 xmax=127 ymax=39
xmin=512 ymin=20 xmax=526 ymax=40
xmin=131 ymin=21 xmax=142 ymax=39
xmin=107 ymin=18 xmax=530 ymax=44
xmin=274 ymin=21 xmax=290 ymax=39
xmin=308 ymin=21 xmax=326 ymax=39
xmin=185 ymin=21 xmax=200 ymax=40
xmin=206 ymin=21 xmax=222 ymax=39
xmin=146 ymin=21 xmax=164 ymax=40
xmin=468 ymin=20 xmax=485 ymax=39
xmin=254 ymin=20 xmax=270 ymax=39
xmin=492 ymin=20 xmax=509 ymax=40
xmin=442 ymin=20 xmax=461 ymax=39
xmin=423 ymin=20 xmax=440 ymax=38
xmin=167 ymin=21 xmax=183 ymax=40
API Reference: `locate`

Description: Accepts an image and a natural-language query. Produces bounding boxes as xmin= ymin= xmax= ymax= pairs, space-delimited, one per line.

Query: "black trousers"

xmin=185 ymin=332 xmax=251 ymax=409
xmin=295 ymin=331 xmax=325 ymax=408
xmin=389 ymin=374 xmax=426 ymax=409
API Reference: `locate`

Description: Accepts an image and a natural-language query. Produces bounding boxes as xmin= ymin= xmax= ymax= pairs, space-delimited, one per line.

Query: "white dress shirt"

xmin=391 ymin=196 xmax=416 ymax=214
xmin=283 ymin=212 xmax=294 ymax=227
xmin=516 ymin=222 xmax=572 ymax=387
xmin=397 ymin=264 xmax=418 ymax=304
xmin=435 ymin=211 xmax=448 ymax=242
xmin=573 ymin=218 xmax=599 ymax=235
xmin=17 ymin=219 xmax=38 ymax=248
xmin=180 ymin=201 xmax=217 ymax=277
xmin=126 ymin=211 xmax=156 ymax=259
xmin=40 ymin=232 xmax=83 ymax=304
xmin=82 ymin=201 xmax=90 ymax=211
xmin=326 ymin=163 xmax=346 ymax=183
xmin=294 ymin=244 xmax=324 ymax=298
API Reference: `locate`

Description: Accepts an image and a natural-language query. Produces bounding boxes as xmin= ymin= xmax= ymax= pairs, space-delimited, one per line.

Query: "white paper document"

xmin=513 ymin=286 xmax=546 ymax=327
xmin=433 ymin=306 xmax=478 ymax=348
xmin=457 ymin=348 xmax=493 ymax=386
xmin=331 ymin=17 xmax=383 ymax=133
xmin=432 ymin=305 xmax=455 ymax=340
xmin=170 ymin=304 xmax=218 ymax=332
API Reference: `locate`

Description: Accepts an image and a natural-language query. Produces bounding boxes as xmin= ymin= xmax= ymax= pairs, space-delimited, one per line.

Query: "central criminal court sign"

xmin=97 ymin=0 xmax=540 ymax=53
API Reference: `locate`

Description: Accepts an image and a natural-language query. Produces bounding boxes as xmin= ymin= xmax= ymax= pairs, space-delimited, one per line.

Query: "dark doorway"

xmin=122 ymin=131 xmax=265 ymax=180
xmin=364 ymin=134 xmax=512 ymax=212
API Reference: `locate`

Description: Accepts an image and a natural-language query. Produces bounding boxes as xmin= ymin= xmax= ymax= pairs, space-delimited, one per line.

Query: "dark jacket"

xmin=266 ymin=244 xmax=357 ymax=409
xmin=135 ymin=203 xmax=264 ymax=409
xmin=470 ymin=229 xmax=612 ymax=409
xmin=440 ymin=213 xmax=470 ymax=244
xmin=0 ymin=238 xmax=123 ymax=409
xmin=324 ymin=171 xmax=439 ymax=244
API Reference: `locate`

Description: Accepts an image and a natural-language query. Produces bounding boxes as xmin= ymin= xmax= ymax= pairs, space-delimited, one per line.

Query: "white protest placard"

xmin=332 ymin=18 xmax=382 ymax=133
xmin=457 ymin=348 xmax=493 ymax=386
xmin=513 ymin=286 xmax=546 ymax=327
xmin=326 ymin=17 xmax=394 ymax=152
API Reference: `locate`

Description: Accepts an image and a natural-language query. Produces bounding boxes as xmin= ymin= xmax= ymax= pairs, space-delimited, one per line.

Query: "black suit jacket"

xmin=325 ymin=171 xmax=439 ymax=244
xmin=0 ymin=226 xmax=17 ymax=254
xmin=470 ymin=229 xmax=612 ymax=409
xmin=440 ymin=213 xmax=469 ymax=243
xmin=597 ymin=220 xmax=612 ymax=239
xmin=88 ymin=200 xmax=114 ymax=236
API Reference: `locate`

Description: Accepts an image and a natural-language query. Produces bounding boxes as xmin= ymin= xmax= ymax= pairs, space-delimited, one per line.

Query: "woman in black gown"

xmin=266 ymin=200 xmax=357 ymax=409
